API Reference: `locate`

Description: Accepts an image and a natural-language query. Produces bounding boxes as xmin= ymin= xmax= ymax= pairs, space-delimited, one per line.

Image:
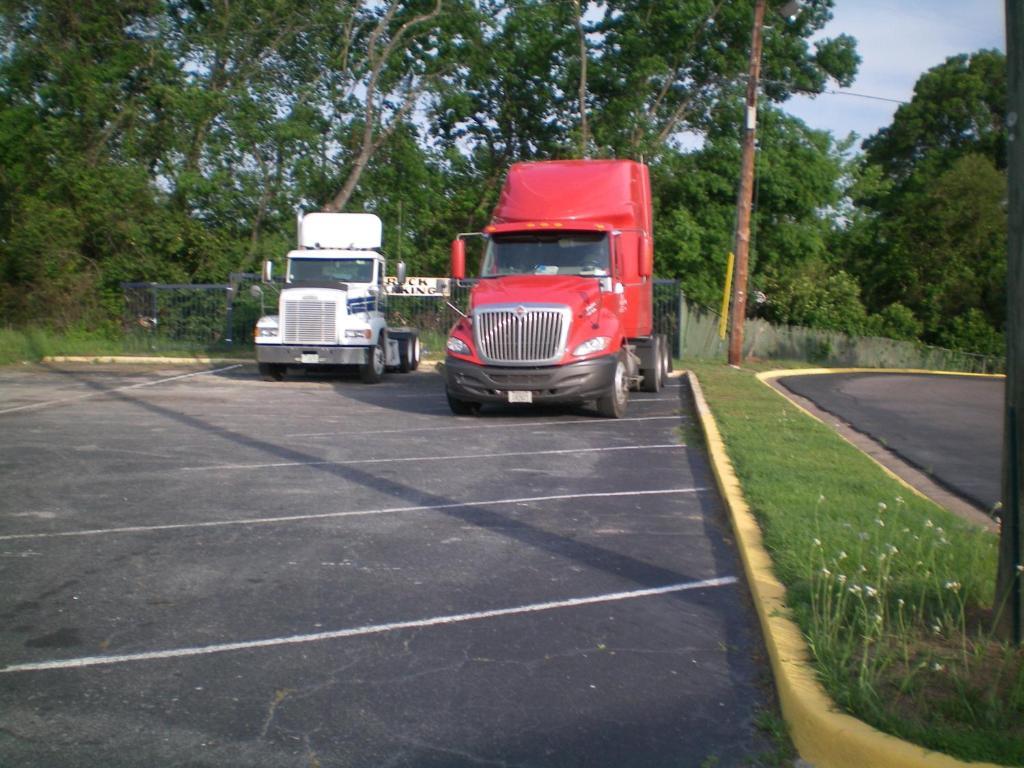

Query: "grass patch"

xmin=0 ymin=326 xmax=255 ymax=366
xmin=687 ymin=360 xmax=1023 ymax=766
xmin=0 ymin=326 xmax=125 ymax=365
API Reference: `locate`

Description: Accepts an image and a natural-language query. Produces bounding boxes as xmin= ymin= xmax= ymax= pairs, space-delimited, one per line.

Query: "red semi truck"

xmin=444 ymin=159 xmax=670 ymax=418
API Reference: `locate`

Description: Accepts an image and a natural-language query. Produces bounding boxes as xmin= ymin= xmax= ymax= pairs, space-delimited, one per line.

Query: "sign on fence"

xmin=384 ymin=277 xmax=450 ymax=296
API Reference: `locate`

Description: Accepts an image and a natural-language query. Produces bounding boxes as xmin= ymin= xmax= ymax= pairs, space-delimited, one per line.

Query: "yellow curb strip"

xmin=686 ymin=370 xmax=1004 ymax=768
xmin=757 ymin=367 xmax=1003 ymax=381
xmin=43 ymin=355 xmax=251 ymax=365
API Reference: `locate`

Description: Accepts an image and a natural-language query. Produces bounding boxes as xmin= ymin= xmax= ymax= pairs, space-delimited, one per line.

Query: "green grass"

xmin=687 ymin=359 xmax=1022 ymax=766
xmin=0 ymin=327 xmax=125 ymax=365
xmin=0 ymin=326 xmax=254 ymax=366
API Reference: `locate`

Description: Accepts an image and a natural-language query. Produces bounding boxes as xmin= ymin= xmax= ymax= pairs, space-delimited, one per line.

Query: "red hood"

xmin=470 ymin=275 xmax=602 ymax=314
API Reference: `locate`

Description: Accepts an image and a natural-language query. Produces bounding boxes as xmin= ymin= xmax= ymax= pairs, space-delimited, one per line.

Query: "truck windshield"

xmin=481 ymin=233 xmax=609 ymax=277
xmin=288 ymin=258 xmax=375 ymax=284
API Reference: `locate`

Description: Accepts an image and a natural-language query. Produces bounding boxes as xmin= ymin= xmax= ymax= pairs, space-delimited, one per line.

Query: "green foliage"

xmin=759 ymin=265 xmax=867 ymax=335
xmin=863 ymin=303 xmax=923 ymax=342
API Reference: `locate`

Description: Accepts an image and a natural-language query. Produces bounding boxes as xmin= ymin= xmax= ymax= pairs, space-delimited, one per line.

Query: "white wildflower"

xmin=932 ymin=662 xmax=944 ymax=672
xmin=878 ymin=502 xmax=887 ymax=512
xmin=925 ymin=519 xmax=934 ymax=528
xmin=876 ymin=518 xmax=885 ymax=528
xmin=865 ymin=586 xmax=878 ymax=598
xmin=838 ymin=574 xmax=847 ymax=585
xmin=821 ymin=567 xmax=832 ymax=577
xmin=837 ymin=551 xmax=848 ymax=561
xmin=944 ymin=580 xmax=961 ymax=593
xmin=813 ymin=538 xmax=822 ymax=547
xmin=887 ymin=544 xmax=899 ymax=555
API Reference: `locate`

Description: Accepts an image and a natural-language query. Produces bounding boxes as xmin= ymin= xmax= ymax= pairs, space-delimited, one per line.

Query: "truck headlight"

xmin=572 ymin=336 xmax=610 ymax=357
xmin=255 ymin=318 xmax=279 ymax=339
xmin=344 ymin=329 xmax=373 ymax=339
xmin=446 ymin=336 xmax=471 ymax=355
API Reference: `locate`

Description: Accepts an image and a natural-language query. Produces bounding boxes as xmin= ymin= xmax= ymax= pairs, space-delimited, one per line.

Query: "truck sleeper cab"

xmin=445 ymin=161 xmax=670 ymax=419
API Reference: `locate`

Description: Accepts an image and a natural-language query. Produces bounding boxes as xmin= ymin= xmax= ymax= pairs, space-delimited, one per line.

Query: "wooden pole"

xmin=728 ymin=0 xmax=766 ymax=366
xmin=998 ymin=0 xmax=1023 ymax=643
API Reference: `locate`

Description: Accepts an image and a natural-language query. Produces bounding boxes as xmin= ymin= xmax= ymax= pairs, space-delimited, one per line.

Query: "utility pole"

xmin=998 ymin=0 xmax=1023 ymax=644
xmin=728 ymin=0 xmax=766 ymax=366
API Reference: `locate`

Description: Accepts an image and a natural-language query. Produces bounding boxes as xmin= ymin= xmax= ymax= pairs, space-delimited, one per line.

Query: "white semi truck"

xmin=253 ymin=212 xmax=420 ymax=382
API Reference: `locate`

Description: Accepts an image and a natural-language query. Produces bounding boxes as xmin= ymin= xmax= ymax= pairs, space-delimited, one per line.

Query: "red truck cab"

xmin=444 ymin=159 xmax=669 ymax=417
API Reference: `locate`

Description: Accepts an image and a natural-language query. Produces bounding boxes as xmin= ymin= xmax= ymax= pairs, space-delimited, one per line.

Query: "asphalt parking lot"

xmin=0 ymin=362 xmax=775 ymax=767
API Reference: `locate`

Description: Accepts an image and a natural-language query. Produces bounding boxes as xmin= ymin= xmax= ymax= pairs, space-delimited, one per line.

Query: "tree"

xmin=588 ymin=0 xmax=859 ymax=157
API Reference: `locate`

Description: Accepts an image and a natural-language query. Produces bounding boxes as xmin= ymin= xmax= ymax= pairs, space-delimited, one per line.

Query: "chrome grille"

xmin=283 ymin=298 xmax=338 ymax=344
xmin=474 ymin=305 xmax=570 ymax=365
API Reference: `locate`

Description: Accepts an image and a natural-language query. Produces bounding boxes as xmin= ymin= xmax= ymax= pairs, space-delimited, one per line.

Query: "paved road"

xmin=779 ymin=372 xmax=1004 ymax=512
xmin=0 ymin=363 xmax=775 ymax=767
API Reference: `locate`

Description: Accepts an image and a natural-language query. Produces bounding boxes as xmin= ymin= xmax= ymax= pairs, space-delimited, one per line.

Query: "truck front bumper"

xmin=255 ymin=344 xmax=367 ymax=366
xmin=444 ymin=355 xmax=618 ymax=404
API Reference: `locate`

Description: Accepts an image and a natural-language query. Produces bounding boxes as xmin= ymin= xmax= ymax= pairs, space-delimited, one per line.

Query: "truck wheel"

xmin=447 ymin=391 xmax=481 ymax=416
xmin=360 ymin=337 xmax=386 ymax=383
xmin=662 ymin=334 xmax=673 ymax=375
xmin=640 ymin=336 xmax=663 ymax=393
xmin=596 ymin=352 xmax=629 ymax=418
xmin=258 ymin=363 xmax=285 ymax=382
xmin=398 ymin=333 xmax=420 ymax=373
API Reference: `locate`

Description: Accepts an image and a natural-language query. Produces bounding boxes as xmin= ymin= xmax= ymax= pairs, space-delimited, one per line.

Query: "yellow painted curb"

xmin=757 ymin=367 xmax=1003 ymax=381
xmin=43 ymin=355 xmax=252 ymax=365
xmin=686 ymin=370 xmax=1006 ymax=768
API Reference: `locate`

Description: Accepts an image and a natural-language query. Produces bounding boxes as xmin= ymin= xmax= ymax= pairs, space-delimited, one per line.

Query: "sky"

xmin=783 ymin=0 xmax=1006 ymax=144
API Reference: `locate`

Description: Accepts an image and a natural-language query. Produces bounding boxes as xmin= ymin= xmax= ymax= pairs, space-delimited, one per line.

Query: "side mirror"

xmin=396 ymin=260 xmax=407 ymax=285
xmin=451 ymin=239 xmax=466 ymax=280
xmin=261 ymin=260 xmax=274 ymax=282
xmin=638 ymin=234 xmax=653 ymax=278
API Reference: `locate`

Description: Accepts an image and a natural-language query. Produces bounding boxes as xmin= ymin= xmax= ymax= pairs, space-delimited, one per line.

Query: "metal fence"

xmin=120 ymin=279 xmax=1004 ymax=373
xmin=677 ymin=295 xmax=1005 ymax=374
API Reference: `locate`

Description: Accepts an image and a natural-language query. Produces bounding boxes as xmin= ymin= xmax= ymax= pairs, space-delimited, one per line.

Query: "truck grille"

xmin=283 ymin=299 xmax=338 ymax=344
xmin=474 ymin=305 xmax=570 ymax=365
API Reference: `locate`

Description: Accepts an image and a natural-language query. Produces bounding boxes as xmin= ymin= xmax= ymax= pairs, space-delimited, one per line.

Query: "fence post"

xmin=224 ymin=285 xmax=235 ymax=346
xmin=677 ymin=290 xmax=686 ymax=359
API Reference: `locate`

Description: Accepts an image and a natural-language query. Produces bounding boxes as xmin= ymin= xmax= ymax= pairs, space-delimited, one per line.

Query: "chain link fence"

xmin=677 ymin=294 xmax=1005 ymax=374
xmin=120 ymin=279 xmax=1003 ymax=373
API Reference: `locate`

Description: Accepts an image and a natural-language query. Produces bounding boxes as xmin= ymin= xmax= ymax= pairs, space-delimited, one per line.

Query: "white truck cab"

xmin=253 ymin=212 xmax=419 ymax=382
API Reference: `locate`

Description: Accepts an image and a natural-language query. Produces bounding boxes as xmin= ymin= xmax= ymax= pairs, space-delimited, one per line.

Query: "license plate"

xmin=507 ymin=390 xmax=533 ymax=403
xmin=300 ymin=353 xmax=319 ymax=364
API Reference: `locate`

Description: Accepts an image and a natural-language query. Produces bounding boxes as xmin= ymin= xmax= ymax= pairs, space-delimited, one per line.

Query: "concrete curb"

xmin=42 ymin=355 xmax=253 ymax=365
xmin=41 ymin=356 xmax=448 ymax=370
xmin=686 ymin=370 xmax=1005 ymax=768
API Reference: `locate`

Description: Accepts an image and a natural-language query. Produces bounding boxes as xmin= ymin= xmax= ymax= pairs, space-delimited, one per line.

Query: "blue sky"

xmin=784 ymin=0 xmax=1006 ymax=143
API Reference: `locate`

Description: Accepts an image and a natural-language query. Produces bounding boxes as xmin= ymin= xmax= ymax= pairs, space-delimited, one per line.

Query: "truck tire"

xmin=398 ymin=333 xmax=420 ymax=373
xmin=447 ymin=391 xmax=481 ymax=416
xmin=596 ymin=351 xmax=629 ymax=418
xmin=360 ymin=337 xmax=386 ymax=383
xmin=640 ymin=336 xmax=663 ymax=393
xmin=258 ymin=363 xmax=285 ymax=382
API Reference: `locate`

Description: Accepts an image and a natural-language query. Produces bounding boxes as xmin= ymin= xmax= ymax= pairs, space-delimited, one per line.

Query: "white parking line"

xmin=0 ymin=575 xmax=738 ymax=674
xmin=288 ymin=414 xmax=682 ymax=439
xmin=181 ymin=443 xmax=685 ymax=472
xmin=0 ymin=365 xmax=243 ymax=415
xmin=0 ymin=487 xmax=709 ymax=542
